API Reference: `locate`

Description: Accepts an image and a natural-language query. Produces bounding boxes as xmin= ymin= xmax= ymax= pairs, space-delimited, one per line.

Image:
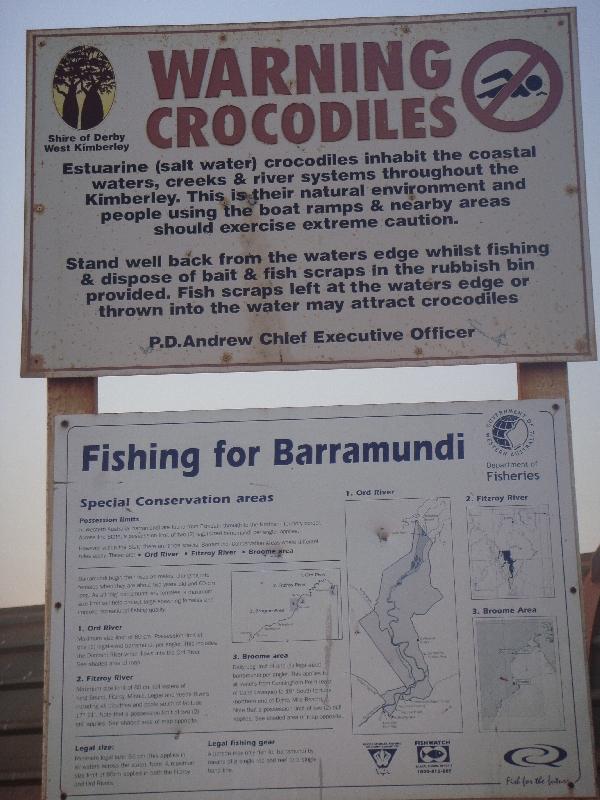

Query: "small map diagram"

xmin=231 ymin=567 xmax=342 ymax=643
xmin=468 ymin=505 xmax=554 ymax=599
xmin=475 ymin=617 xmax=564 ymax=731
xmin=346 ymin=498 xmax=462 ymax=734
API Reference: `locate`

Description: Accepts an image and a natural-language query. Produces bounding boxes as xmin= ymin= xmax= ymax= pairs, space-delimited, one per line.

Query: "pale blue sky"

xmin=1 ymin=0 xmax=599 ymax=607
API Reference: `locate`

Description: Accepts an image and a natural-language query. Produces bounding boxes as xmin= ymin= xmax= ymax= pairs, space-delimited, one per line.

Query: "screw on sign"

xmin=461 ymin=39 xmax=563 ymax=132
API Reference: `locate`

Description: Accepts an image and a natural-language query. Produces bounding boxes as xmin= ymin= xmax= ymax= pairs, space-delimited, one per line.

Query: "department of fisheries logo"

xmin=504 ymin=745 xmax=567 ymax=768
xmin=364 ymin=743 xmax=399 ymax=774
xmin=53 ymin=45 xmax=116 ymax=130
xmin=486 ymin=408 xmax=535 ymax=456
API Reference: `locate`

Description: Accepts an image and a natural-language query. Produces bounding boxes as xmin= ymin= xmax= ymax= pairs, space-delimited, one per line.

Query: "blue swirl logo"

xmin=504 ymin=745 xmax=567 ymax=767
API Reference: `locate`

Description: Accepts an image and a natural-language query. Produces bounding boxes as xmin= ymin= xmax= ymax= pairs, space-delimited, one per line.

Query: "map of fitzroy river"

xmin=467 ymin=505 xmax=554 ymax=600
xmin=346 ymin=498 xmax=462 ymax=733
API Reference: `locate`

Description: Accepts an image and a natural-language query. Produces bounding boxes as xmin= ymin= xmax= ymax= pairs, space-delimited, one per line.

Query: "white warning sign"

xmin=22 ymin=9 xmax=594 ymax=376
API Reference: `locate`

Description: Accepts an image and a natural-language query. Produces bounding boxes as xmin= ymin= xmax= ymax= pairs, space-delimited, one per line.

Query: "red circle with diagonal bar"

xmin=461 ymin=39 xmax=563 ymax=132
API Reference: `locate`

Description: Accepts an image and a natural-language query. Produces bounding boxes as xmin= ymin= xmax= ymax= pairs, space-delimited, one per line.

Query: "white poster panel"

xmin=23 ymin=9 xmax=594 ymax=376
xmin=47 ymin=401 xmax=596 ymax=799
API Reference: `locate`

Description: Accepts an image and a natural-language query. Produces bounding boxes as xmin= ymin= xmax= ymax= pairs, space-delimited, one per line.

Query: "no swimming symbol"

xmin=461 ymin=39 xmax=563 ymax=132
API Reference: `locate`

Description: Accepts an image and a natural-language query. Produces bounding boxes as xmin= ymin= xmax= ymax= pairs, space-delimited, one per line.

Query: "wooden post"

xmin=46 ymin=377 xmax=98 ymax=561
xmin=517 ymin=362 xmax=569 ymax=400
xmin=44 ymin=377 xmax=97 ymax=799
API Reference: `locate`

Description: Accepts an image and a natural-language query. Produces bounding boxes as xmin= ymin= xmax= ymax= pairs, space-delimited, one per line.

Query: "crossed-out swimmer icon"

xmin=477 ymin=69 xmax=548 ymax=99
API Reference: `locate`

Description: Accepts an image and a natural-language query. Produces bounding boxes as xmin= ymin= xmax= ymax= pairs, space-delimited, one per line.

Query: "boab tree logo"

xmin=53 ymin=45 xmax=115 ymax=130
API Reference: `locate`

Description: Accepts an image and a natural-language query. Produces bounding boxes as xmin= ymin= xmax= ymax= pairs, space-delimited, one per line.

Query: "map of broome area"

xmin=231 ymin=567 xmax=342 ymax=643
xmin=475 ymin=617 xmax=564 ymax=731
xmin=468 ymin=505 xmax=554 ymax=599
xmin=346 ymin=498 xmax=461 ymax=733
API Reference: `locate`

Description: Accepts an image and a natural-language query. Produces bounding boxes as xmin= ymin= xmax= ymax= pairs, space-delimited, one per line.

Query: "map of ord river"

xmin=468 ymin=505 xmax=554 ymax=599
xmin=346 ymin=498 xmax=462 ymax=733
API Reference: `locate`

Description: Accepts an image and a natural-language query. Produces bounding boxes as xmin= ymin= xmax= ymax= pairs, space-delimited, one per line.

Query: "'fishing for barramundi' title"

xmin=81 ymin=432 xmax=465 ymax=478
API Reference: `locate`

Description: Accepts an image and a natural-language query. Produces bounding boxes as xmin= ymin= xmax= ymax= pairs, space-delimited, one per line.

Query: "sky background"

xmin=1 ymin=0 xmax=599 ymax=608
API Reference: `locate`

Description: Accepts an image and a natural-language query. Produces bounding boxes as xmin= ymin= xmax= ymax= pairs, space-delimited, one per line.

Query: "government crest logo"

xmin=364 ymin=743 xmax=399 ymax=775
xmin=486 ymin=408 xmax=535 ymax=456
